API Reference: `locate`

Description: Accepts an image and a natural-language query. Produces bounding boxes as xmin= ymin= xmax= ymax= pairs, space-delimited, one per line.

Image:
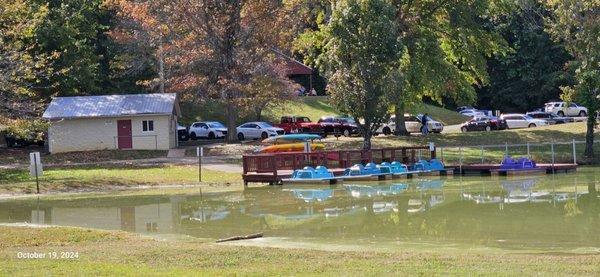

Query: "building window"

xmin=142 ymin=120 xmax=154 ymax=132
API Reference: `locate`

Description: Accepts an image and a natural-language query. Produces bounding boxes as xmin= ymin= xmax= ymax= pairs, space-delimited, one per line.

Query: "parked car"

xmin=544 ymin=101 xmax=588 ymax=117
xmin=377 ymin=114 xmax=443 ymax=135
xmin=500 ymin=114 xmax=549 ymax=129
xmin=456 ymin=106 xmax=475 ymax=112
xmin=189 ymin=121 xmax=228 ymax=140
xmin=236 ymin=122 xmax=285 ymax=140
xmin=525 ymin=111 xmax=575 ymax=124
xmin=275 ymin=116 xmax=323 ymax=136
xmin=317 ymin=116 xmax=359 ymax=137
xmin=459 ymin=109 xmax=485 ymax=118
xmin=460 ymin=116 xmax=508 ymax=132
xmin=177 ymin=125 xmax=189 ymax=141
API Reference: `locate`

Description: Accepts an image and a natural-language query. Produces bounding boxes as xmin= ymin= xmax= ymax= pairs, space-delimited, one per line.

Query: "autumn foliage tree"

xmin=0 ymin=0 xmax=49 ymax=118
xmin=110 ymin=0 xmax=297 ymax=142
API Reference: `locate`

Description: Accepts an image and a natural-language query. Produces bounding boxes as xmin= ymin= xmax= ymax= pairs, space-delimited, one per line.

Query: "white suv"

xmin=189 ymin=121 xmax=228 ymax=140
xmin=377 ymin=114 xmax=444 ymax=135
xmin=500 ymin=114 xmax=548 ymax=129
xmin=544 ymin=102 xmax=587 ymax=117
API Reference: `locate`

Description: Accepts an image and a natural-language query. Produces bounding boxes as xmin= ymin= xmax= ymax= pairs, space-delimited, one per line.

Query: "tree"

xmin=546 ymin=0 xmax=600 ymax=160
xmin=111 ymin=0 xmax=296 ymax=142
xmin=0 ymin=0 xmax=49 ymax=118
xmin=388 ymin=0 xmax=508 ymax=135
xmin=476 ymin=0 xmax=573 ymax=112
xmin=320 ymin=0 xmax=401 ymax=149
xmin=32 ymin=0 xmax=113 ymax=97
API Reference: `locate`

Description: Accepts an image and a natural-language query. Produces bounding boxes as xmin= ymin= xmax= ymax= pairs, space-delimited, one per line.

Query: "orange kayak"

xmin=257 ymin=142 xmax=325 ymax=153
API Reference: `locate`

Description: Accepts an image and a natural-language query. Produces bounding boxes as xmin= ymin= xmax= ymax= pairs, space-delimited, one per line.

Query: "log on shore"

xmin=216 ymin=233 xmax=263 ymax=243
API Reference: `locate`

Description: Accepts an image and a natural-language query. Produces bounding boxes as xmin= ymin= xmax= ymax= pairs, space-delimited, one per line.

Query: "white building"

xmin=42 ymin=93 xmax=180 ymax=153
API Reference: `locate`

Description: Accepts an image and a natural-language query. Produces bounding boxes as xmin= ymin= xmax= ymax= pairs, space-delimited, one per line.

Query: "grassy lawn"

xmin=0 ymin=149 xmax=168 ymax=166
xmin=1 ymin=226 xmax=598 ymax=275
xmin=320 ymin=122 xmax=599 ymax=163
xmin=0 ymin=166 xmax=242 ymax=195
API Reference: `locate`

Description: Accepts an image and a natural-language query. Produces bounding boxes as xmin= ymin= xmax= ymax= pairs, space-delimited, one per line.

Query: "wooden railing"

xmin=242 ymin=146 xmax=435 ymax=175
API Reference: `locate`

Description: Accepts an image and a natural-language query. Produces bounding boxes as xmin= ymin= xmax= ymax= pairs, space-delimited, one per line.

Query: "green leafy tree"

xmin=476 ymin=0 xmax=574 ymax=112
xmin=319 ymin=0 xmax=401 ymax=149
xmin=546 ymin=0 xmax=600 ymax=160
xmin=33 ymin=0 xmax=113 ymax=97
xmin=388 ymin=0 xmax=508 ymax=135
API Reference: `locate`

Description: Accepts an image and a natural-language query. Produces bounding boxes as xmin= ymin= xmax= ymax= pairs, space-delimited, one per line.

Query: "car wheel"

xmin=383 ymin=127 xmax=391 ymax=136
xmin=557 ymin=111 xmax=565 ymax=117
xmin=343 ymin=129 xmax=351 ymax=137
xmin=261 ymin=132 xmax=268 ymax=139
xmin=485 ymin=126 xmax=491 ymax=132
xmin=461 ymin=127 xmax=468 ymax=133
xmin=528 ymin=123 xmax=536 ymax=128
xmin=237 ymin=133 xmax=245 ymax=141
xmin=579 ymin=110 xmax=587 ymax=117
xmin=208 ymin=132 xmax=215 ymax=139
xmin=190 ymin=132 xmax=197 ymax=140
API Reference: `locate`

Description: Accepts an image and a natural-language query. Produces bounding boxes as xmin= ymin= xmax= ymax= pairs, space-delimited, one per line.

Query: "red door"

xmin=117 ymin=120 xmax=132 ymax=149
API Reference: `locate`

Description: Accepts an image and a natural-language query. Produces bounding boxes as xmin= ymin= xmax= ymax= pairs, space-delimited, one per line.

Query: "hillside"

xmin=180 ymin=96 xmax=469 ymax=126
xmin=264 ymin=96 xmax=469 ymax=125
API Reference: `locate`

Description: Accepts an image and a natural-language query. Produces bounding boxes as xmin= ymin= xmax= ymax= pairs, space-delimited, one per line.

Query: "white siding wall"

xmin=48 ymin=115 xmax=175 ymax=153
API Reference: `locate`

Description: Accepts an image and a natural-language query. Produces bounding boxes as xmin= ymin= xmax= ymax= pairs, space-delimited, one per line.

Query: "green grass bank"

xmin=1 ymin=226 xmax=598 ymax=276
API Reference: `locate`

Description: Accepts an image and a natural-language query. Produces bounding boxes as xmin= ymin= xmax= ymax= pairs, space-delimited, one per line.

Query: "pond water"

xmin=1 ymin=168 xmax=599 ymax=252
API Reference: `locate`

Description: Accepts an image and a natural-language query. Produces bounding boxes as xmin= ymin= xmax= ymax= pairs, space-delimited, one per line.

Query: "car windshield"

xmin=523 ymin=115 xmax=534 ymax=120
xmin=338 ymin=118 xmax=355 ymax=124
xmin=208 ymin=122 xmax=225 ymax=128
xmin=257 ymin=122 xmax=273 ymax=128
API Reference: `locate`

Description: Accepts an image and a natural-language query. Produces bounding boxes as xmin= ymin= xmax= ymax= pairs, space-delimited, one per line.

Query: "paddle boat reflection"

xmin=372 ymin=202 xmax=398 ymax=213
xmin=285 ymin=189 xmax=334 ymax=203
xmin=415 ymin=180 xmax=444 ymax=191
xmin=344 ymin=184 xmax=408 ymax=198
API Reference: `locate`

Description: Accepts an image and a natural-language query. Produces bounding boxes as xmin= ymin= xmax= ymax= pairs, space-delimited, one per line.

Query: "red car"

xmin=275 ymin=116 xmax=323 ymax=136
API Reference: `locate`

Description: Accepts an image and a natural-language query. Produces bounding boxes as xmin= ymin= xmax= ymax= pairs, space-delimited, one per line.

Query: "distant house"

xmin=42 ymin=93 xmax=180 ymax=153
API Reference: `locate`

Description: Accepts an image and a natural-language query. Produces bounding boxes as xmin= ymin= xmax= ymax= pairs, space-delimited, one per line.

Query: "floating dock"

xmin=455 ymin=163 xmax=577 ymax=176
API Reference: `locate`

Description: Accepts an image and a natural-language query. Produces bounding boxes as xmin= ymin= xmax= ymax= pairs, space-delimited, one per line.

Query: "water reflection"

xmin=1 ymin=172 xmax=599 ymax=250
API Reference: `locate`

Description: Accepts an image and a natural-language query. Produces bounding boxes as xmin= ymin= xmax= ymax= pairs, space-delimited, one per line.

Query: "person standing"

xmin=421 ymin=113 xmax=429 ymax=135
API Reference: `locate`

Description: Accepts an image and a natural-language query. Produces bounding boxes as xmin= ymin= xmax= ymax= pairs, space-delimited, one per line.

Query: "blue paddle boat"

xmin=282 ymin=166 xmax=338 ymax=185
xmin=412 ymin=159 xmax=445 ymax=171
xmin=342 ymin=163 xmax=381 ymax=181
xmin=500 ymin=156 xmax=537 ymax=170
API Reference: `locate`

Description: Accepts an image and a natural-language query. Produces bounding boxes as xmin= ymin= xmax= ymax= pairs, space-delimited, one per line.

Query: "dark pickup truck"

xmin=275 ymin=116 xmax=324 ymax=136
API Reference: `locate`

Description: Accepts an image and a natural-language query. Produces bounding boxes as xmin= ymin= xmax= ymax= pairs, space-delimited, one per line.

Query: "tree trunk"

xmin=361 ymin=120 xmax=373 ymax=150
xmin=255 ymin=107 xmax=262 ymax=121
xmin=394 ymin=103 xmax=409 ymax=136
xmin=584 ymin=115 xmax=594 ymax=161
xmin=158 ymin=40 xmax=165 ymax=94
xmin=226 ymin=101 xmax=238 ymax=142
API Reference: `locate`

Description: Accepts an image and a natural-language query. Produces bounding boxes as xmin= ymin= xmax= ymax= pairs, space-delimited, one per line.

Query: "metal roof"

xmin=42 ymin=93 xmax=178 ymax=120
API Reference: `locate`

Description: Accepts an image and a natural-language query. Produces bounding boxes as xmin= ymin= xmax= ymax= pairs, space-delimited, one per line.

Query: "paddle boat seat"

xmin=363 ymin=162 xmax=382 ymax=175
xmin=427 ymin=159 xmax=445 ymax=171
xmin=378 ymin=162 xmax=393 ymax=174
xmin=314 ymin=166 xmax=334 ymax=178
xmin=344 ymin=164 xmax=365 ymax=176
xmin=412 ymin=160 xmax=428 ymax=171
xmin=390 ymin=161 xmax=408 ymax=174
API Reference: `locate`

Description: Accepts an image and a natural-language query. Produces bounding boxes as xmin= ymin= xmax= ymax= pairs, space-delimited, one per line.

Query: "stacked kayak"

xmin=256 ymin=134 xmax=324 ymax=153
